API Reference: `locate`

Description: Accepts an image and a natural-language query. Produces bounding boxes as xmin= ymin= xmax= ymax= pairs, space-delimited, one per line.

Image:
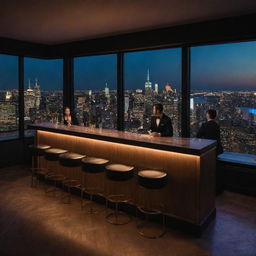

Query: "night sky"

xmin=0 ymin=41 xmax=256 ymax=91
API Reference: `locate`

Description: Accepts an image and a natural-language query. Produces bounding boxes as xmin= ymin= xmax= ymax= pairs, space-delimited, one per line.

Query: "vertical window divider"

xmin=63 ymin=57 xmax=74 ymax=113
xmin=181 ymin=46 xmax=191 ymax=137
xmin=117 ymin=52 xmax=124 ymax=130
xmin=18 ymin=56 xmax=24 ymax=138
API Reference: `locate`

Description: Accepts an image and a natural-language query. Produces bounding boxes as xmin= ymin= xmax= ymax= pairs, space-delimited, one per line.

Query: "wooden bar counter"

xmin=29 ymin=123 xmax=217 ymax=234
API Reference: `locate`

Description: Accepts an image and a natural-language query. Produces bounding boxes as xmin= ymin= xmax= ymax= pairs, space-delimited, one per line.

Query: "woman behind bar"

xmin=63 ymin=106 xmax=78 ymax=126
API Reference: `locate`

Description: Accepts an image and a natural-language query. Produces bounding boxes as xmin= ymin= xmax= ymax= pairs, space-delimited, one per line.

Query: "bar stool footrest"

xmin=137 ymin=206 xmax=162 ymax=215
xmin=63 ymin=179 xmax=81 ymax=188
xmin=107 ymin=194 xmax=130 ymax=204
xmin=137 ymin=221 xmax=166 ymax=239
xmin=106 ymin=211 xmax=131 ymax=225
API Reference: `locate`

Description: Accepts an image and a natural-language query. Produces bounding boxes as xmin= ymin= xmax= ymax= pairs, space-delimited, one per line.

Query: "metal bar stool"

xmin=59 ymin=152 xmax=86 ymax=204
xmin=44 ymin=148 xmax=68 ymax=196
xmin=81 ymin=157 xmax=109 ymax=213
xmin=105 ymin=163 xmax=134 ymax=225
xmin=136 ymin=170 xmax=168 ymax=239
xmin=28 ymin=144 xmax=51 ymax=188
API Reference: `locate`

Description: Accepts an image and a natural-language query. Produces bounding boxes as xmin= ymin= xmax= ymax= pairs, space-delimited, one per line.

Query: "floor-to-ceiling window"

xmin=74 ymin=54 xmax=117 ymax=129
xmin=0 ymin=54 xmax=19 ymax=139
xmin=190 ymin=42 xmax=256 ymax=154
xmin=124 ymin=48 xmax=182 ymax=136
xmin=24 ymin=58 xmax=63 ymax=134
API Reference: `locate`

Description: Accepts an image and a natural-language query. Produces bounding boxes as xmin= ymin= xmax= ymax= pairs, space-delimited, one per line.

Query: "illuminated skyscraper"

xmin=154 ymin=83 xmax=158 ymax=94
xmin=105 ymin=82 xmax=110 ymax=98
xmin=5 ymin=91 xmax=12 ymax=101
xmin=34 ymin=78 xmax=41 ymax=109
xmin=144 ymin=69 xmax=152 ymax=95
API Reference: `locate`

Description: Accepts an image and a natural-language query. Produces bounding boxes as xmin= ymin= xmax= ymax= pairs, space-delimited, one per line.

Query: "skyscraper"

xmin=34 ymin=78 xmax=41 ymax=109
xmin=144 ymin=69 xmax=152 ymax=95
xmin=154 ymin=83 xmax=158 ymax=94
xmin=105 ymin=82 xmax=110 ymax=98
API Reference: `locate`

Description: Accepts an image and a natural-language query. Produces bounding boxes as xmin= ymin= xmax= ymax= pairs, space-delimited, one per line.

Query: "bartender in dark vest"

xmin=63 ymin=106 xmax=78 ymax=126
xmin=149 ymin=103 xmax=173 ymax=137
xmin=197 ymin=109 xmax=223 ymax=155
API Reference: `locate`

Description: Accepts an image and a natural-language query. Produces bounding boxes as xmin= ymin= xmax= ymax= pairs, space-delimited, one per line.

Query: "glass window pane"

xmin=74 ymin=54 xmax=117 ymax=129
xmin=24 ymin=58 xmax=63 ymax=135
xmin=190 ymin=42 xmax=256 ymax=154
xmin=124 ymin=48 xmax=181 ymax=136
xmin=0 ymin=54 xmax=19 ymax=139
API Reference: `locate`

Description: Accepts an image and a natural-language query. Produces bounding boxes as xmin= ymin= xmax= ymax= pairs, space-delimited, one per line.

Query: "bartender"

xmin=149 ymin=103 xmax=173 ymax=137
xmin=63 ymin=106 xmax=78 ymax=126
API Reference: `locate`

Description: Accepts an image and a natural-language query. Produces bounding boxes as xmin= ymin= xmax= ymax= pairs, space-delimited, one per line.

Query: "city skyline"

xmin=1 ymin=41 xmax=256 ymax=91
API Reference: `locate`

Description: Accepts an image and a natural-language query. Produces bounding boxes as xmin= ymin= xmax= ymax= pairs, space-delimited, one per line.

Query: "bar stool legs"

xmin=81 ymin=175 xmax=106 ymax=214
xmin=136 ymin=201 xmax=166 ymax=239
xmin=105 ymin=163 xmax=134 ymax=225
xmin=59 ymin=152 xmax=85 ymax=204
xmin=81 ymin=157 xmax=109 ymax=214
xmin=44 ymin=148 xmax=68 ymax=198
xmin=29 ymin=144 xmax=51 ymax=189
xmin=105 ymin=194 xmax=131 ymax=225
xmin=81 ymin=188 xmax=100 ymax=214
xmin=136 ymin=170 xmax=168 ymax=239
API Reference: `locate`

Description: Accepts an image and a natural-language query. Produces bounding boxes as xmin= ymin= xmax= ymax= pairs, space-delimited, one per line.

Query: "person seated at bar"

xmin=63 ymin=106 xmax=78 ymax=126
xmin=149 ymin=103 xmax=173 ymax=137
xmin=197 ymin=109 xmax=223 ymax=155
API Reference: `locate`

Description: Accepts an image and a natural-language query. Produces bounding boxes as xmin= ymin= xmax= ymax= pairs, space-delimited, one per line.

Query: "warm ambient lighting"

xmin=37 ymin=130 xmax=199 ymax=167
xmin=37 ymin=130 xmax=209 ymax=224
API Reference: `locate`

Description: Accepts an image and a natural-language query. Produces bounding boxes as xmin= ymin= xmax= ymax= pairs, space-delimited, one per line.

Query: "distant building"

xmin=154 ymin=83 xmax=158 ymax=94
xmin=5 ymin=91 xmax=12 ymax=101
xmin=105 ymin=82 xmax=110 ymax=98
xmin=144 ymin=69 xmax=152 ymax=95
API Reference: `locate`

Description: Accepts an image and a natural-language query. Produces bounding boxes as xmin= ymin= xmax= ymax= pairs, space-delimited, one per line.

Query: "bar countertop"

xmin=28 ymin=123 xmax=216 ymax=156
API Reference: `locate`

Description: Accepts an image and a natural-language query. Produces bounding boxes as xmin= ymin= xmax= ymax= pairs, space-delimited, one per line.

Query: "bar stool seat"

xmin=59 ymin=152 xmax=86 ymax=167
xmin=82 ymin=157 xmax=109 ymax=167
xmin=45 ymin=148 xmax=68 ymax=161
xmin=106 ymin=164 xmax=134 ymax=182
xmin=29 ymin=144 xmax=51 ymax=153
xmin=138 ymin=170 xmax=167 ymax=190
xmin=81 ymin=157 xmax=109 ymax=213
xmin=105 ymin=163 xmax=134 ymax=225
xmin=137 ymin=169 xmax=168 ymax=239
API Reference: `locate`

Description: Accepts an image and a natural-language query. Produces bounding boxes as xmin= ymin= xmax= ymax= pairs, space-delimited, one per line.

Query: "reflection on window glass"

xmin=124 ymin=48 xmax=181 ymax=136
xmin=190 ymin=42 xmax=256 ymax=154
xmin=74 ymin=54 xmax=117 ymax=129
xmin=24 ymin=58 xmax=63 ymax=135
xmin=0 ymin=54 xmax=19 ymax=138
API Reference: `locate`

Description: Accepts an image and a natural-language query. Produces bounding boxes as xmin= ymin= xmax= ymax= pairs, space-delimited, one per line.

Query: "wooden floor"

xmin=0 ymin=165 xmax=256 ymax=256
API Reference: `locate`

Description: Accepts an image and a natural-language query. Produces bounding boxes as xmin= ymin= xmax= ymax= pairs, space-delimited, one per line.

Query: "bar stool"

xmin=59 ymin=152 xmax=86 ymax=203
xmin=81 ymin=157 xmax=109 ymax=213
xmin=136 ymin=170 xmax=168 ymax=239
xmin=105 ymin=163 xmax=134 ymax=225
xmin=28 ymin=144 xmax=51 ymax=187
xmin=44 ymin=148 xmax=68 ymax=196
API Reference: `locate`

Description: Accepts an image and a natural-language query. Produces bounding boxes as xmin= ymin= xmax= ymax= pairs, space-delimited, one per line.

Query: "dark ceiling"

xmin=1 ymin=0 xmax=256 ymax=45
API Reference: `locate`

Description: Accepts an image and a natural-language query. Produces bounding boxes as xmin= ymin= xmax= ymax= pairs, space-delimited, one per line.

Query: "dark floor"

xmin=0 ymin=166 xmax=256 ymax=256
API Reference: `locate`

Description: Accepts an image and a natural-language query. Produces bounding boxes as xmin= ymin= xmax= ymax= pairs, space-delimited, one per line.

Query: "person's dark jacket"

xmin=197 ymin=120 xmax=223 ymax=155
xmin=150 ymin=113 xmax=173 ymax=137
